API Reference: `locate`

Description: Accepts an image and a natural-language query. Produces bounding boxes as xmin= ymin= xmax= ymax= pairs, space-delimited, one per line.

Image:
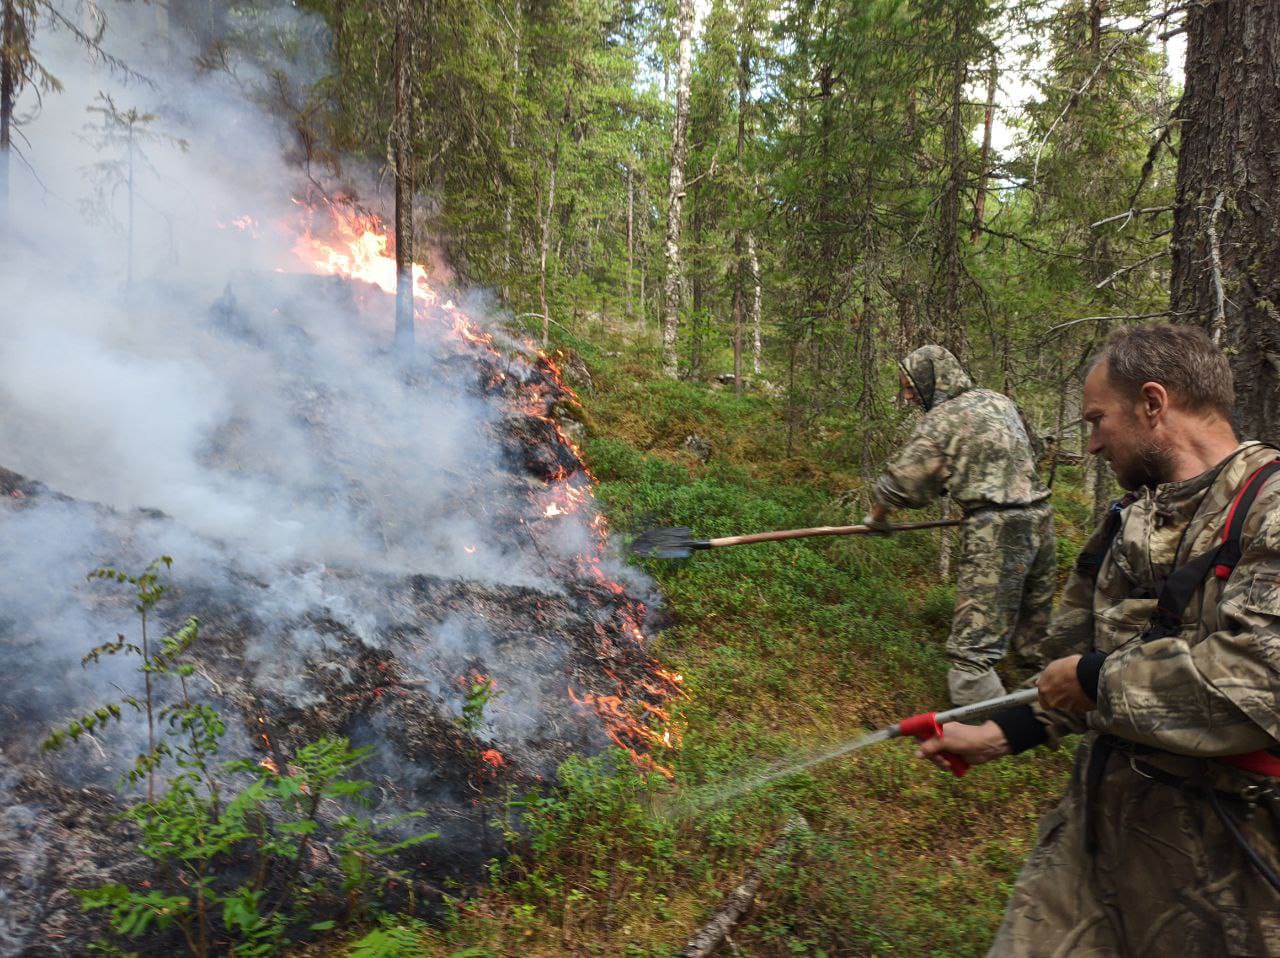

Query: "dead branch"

xmin=1090 ymin=205 xmax=1173 ymax=230
xmin=1207 ymin=192 xmax=1227 ymax=345
xmin=1094 ymin=249 xmax=1168 ymax=290
xmin=1047 ymin=310 xmax=1174 ymax=334
xmin=681 ymin=816 xmax=810 ymax=958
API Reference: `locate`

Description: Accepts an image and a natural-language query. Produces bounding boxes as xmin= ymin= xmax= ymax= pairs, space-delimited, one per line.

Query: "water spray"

xmin=664 ymin=687 xmax=1039 ymax=817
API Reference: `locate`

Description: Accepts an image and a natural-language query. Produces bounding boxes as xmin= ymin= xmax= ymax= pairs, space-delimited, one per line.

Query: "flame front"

xmin=283 ymin=196 xmax=683 ymax=778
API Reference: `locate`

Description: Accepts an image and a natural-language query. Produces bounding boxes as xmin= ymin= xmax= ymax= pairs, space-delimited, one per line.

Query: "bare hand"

xmin=916 ymin=720 xmax=1010 ymax=772
xmin=1036 ymin=654 xmax=1094 ymax=713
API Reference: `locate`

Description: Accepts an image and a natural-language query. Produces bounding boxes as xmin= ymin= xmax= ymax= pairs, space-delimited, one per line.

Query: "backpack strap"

xmin=1075 ymin=498 xmax=1127 ymax=580
xmin=1143 ymin=459 xmax=1280 ymax=641
xmin=1214 ymin=459 xmax=1280 ymax=580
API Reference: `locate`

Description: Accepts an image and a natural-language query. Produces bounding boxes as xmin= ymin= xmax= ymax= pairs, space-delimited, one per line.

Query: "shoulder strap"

xmin=1075 ymin=499 xmax=1126 ymax=580
xmin=1145 ymin=458 xmax=1280 ymax=639
xmin=1214 ymin=459 xmax=1280 ymax=580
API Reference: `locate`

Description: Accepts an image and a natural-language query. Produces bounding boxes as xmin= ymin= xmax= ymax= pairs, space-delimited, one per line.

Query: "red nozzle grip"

xmin=897 ymin=711 xmax=969 ymax=777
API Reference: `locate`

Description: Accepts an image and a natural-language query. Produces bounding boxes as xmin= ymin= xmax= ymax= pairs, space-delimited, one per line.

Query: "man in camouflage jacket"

xmin=868 ymin=345 xmax=1055 ymax=705
xmin=921 ymin=324 xmax=1280 ymax=956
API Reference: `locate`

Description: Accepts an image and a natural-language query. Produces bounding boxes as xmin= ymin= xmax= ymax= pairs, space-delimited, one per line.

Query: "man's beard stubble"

xmin=1114 ymin=436 xmax=1176 ymax=491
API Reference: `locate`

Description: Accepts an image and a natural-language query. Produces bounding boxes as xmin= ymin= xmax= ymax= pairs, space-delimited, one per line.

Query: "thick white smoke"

xmin=0 ymin=0 xmax=573 ymax=589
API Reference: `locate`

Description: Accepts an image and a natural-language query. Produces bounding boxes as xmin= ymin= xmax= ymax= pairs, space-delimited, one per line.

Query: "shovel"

xmin=630 ymin=517 xmax=964 ymax=559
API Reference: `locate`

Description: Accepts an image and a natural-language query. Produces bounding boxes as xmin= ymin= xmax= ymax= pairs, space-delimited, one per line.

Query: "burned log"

xmin=680 ymin=817 xmax=810 ymax=958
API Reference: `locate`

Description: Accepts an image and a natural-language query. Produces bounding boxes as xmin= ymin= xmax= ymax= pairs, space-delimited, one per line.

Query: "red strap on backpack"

xmin=1214 ymin=459 xmax=1280 ymax=580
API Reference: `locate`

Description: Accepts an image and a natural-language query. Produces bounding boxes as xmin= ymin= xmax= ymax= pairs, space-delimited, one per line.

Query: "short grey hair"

xmin=1091 ymin=323 xmax=1233 ymax=417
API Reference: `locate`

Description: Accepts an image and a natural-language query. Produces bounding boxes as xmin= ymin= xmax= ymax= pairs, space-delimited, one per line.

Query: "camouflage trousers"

xmin=990 ymin=735 xmax=1280 ymax=957
xmin=947 ymin=501 xmax=1056 ymax=705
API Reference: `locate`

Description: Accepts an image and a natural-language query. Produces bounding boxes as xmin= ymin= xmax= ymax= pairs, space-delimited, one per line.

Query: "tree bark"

xmin=626 ymin=163 xmax=634 ymax=319
xmin=538 ymin=120 xmax=563 ymax=346
xmin=732 ymin=29 xmax=750 ymax=397
xmin=1170 ymin=0 xmax=1280 ymax=442
xmin=749 ymin=232 xmax=762 ymax=376
xmin=937 ymin=12 xmax=967 ymax=358
xmin=661 ymin=0 xmax=694 ymax=378
xmin=393 ymin=2 xmax=415 ymax=354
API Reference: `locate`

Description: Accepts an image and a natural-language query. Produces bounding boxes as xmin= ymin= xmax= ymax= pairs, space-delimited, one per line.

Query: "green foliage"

xmin=42 ymin=558 xmax=436 ymax=955
xmin=458 ymin=675 xmax=504 ymax=736
xmin=346 ymin=915 xmax=435 ymax=957
xmin=80 ymin=734 xmax=435 ymax=957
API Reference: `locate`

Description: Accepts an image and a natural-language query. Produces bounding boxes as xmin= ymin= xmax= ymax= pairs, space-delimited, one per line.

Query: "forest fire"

xmin=280 ymin=195 xmax=683 ymax=777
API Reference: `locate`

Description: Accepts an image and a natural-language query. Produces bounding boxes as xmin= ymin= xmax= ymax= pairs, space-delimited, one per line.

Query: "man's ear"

xmin=1139 ymin=381 xmax=1170 ymax=423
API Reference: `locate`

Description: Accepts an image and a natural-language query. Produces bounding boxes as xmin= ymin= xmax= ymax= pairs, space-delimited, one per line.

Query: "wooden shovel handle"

xmin=705 ymin=518 xmax=963 ymax=548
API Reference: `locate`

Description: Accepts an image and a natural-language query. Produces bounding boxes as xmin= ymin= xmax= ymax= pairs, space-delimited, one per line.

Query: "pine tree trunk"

xmin=393 ymin=3 xmax=415 ymax=354
xmin=1170 ymin=0 xmax=1280 ymax=442
xmin=937 ymin=15 xmax=967 ymax=358
xmin=660 ymin=0 xmax=694 ymax=378
xmin=538 ymin=132 xmax=561 ymax=346
xmin=749 ymin=232 xmax=762 ymax=375
xmin=732 ymin=32 xmax=749 ymax=397
xmin=970 ymin=56 xmax=997 ymax=244
xmin=626 ymin=164 xmax=634 ymax=319
xmin=502 ymin=0 xmax=520 ymax=298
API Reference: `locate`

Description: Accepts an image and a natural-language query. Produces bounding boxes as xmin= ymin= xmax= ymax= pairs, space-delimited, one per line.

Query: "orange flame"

xmin=283 ymin=197 xmax=684 ymax=776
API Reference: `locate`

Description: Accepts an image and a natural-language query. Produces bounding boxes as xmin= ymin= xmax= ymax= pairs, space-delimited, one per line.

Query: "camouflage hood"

xmin=900 ymin=345 xmax=972 ymax=411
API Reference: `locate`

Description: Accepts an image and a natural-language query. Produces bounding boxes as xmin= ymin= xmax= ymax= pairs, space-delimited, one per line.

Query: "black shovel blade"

xmin=630 ymin=526 xmax=696 ymax=559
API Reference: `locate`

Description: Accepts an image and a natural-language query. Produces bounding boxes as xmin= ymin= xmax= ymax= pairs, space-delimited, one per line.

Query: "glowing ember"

xmin=464 ymin=545 xmax=477 ymax=554
xmin=480 ymin=748 xmax=505 ymax=767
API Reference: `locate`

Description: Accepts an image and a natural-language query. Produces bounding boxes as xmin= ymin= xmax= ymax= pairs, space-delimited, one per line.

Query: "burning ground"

xmin=0 ymin=258 xmax=683 ymax=954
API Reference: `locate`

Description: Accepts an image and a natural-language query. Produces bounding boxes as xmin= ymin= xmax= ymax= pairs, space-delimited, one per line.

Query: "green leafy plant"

xmin=43 ymin=558 xmax=436 ymax=954
xmin=457 ymin=673 xmax=503 ymax=736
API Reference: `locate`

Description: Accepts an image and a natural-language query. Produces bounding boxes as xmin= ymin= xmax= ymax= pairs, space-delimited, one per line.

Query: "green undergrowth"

xmin=349 ymin=337 xmax=1081 ymax=957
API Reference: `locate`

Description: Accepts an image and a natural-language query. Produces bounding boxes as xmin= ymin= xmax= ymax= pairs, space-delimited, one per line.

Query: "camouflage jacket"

xmin=874 ymin=346 xmax=1049 ymax=513
xmin=1026 ymin=440 xmax=1280 ymax=756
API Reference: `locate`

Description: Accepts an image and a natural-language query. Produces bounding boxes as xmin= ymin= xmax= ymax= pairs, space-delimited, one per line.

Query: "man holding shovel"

xmin=921 ymin=324 xmax=1280 ymax=955
xmin=866 ymin=345 xmax=1056 ymax=705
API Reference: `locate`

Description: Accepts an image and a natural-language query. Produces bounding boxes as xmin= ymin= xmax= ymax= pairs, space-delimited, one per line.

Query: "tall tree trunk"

xmin=732 ymin=30 xmax=750 ymax=396
xmin=970 ymin=55 xmax=997 ymax=244
xmin=937 ymin=14 xmax=967 ymax=358
xmin=538 ymin=121 xmax=563 ymax=346
xmin=1171 ymin=0 xmax=1280 ymax=441
xmin=690 ymin=202 xmax=703 ymax=377
xmin=393 ymin=3 xmax=415 ymax=354
xmin=126 ymin=126 xmax=135 ymax=287
xmin=625 ymin=163 xmax=634 ymax=319
xmin=661 ymin=0 xmax=694 ymax=378
xmin=502 ymin=0 xmax=520 ymax=299
xmin=749 ymin=232 xmax=762 ymax=376
xmin=1 ymin=0 xmax=17 ymax=227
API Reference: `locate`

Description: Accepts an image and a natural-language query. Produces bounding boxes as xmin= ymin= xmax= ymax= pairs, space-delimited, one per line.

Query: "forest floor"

xmin=338 ymin=321 xmax=1096 ymax=957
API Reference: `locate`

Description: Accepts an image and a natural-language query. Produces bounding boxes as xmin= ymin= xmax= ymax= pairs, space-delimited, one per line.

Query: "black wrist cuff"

xmin=1076 ymin=651 xmax=1108 ymax=702
xmin=990 ymin=704 xmax=1048 ymax=755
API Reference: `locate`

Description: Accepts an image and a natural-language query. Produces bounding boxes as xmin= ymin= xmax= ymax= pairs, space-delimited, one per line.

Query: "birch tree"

xmin=660 ymin=0 xmax=694 ymax=378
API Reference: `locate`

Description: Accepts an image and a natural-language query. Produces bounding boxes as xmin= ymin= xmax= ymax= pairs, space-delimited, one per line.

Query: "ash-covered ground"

xmin=0 ymin=274 xmax=675 ymax=956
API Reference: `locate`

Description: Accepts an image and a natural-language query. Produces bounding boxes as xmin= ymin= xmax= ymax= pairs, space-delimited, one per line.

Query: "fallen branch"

xmin=681 ymin=816 xmax=810 ymax=958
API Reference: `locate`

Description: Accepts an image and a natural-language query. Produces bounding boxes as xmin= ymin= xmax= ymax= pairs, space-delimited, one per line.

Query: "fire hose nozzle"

xmin=892 ymin=687 xmax=1040 ymax=778
xmin=896 ymin=711 xmax=969 ymax=777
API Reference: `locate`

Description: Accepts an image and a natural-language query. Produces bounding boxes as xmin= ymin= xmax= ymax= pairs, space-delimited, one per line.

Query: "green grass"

xmin=334 ymin=336 xmax=1081 ymax=957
